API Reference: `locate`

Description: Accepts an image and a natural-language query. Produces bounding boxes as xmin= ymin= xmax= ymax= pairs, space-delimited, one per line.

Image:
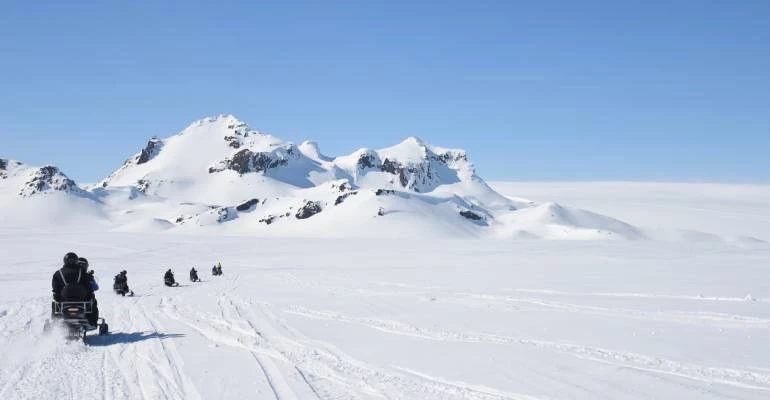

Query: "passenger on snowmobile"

xmin=78 ymin=258 xmax=99 ymax=292
xmin=113 ymin=270 xmax=133 ymax=296
xmin=212 ymin=265 xmax=219 ymax=276
xmin=52 ymin=252 xmax=99 ymax=326
xmin=216 ymin=262 xmax=223 ymax=276
xmin=189 ymin=267 xmax=199 ymax=282
xmin=164 ymin=269 xmax=177 ymax=287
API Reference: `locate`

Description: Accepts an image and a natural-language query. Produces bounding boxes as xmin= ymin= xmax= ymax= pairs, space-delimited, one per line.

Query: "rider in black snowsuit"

xmin=52 ymin=252 xmax=99 ymax=326
xmin=164 ymin=269 xmax=176 ymax=286
xmin=113 ymin=270 xmax=132 ymax=296
xmin=189 ymin=267 xmax=199 ymax=282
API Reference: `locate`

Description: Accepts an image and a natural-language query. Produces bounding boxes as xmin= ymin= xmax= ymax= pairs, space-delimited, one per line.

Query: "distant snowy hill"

xmin=0 ymin=158 xmax=107 ymax=228
xmin=0 ymin=115 xmax=677 ymax=239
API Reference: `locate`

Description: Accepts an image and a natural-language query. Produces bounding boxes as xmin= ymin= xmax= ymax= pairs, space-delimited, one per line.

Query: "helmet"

xmin=63 ymin=252 xmax=79 ymax=265
xmin=121 ymin=270 xmax=127 ymax=275
xmin=77 ymin=257 xmax=89 ymax=268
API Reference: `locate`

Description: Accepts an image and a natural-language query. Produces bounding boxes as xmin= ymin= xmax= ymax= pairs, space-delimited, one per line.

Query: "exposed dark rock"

xmin=216 ymin=207 xmax=236 ymax=223
xmin=334 ymin=191 xmax=358 ymax=205
xmin=136 ymin=179 xmax=150 ymax=194
xmin=0 ymin=159 xmax=6 ymax=179
xmin=375 ymin=189 xmax=395 ymax=196
xmin=296 ymin=201 xmax=322 ymax=219
xmin=398 ymin=169 xmax=409 ymax=187
xmin=259 ymin=215 xmax=276 ymax=225
xmin=224 ymin=136 xmax=241 ymax=149
xmin=459 ymin=210 xmax=483 ymax=221
xmin=20 ymin=166 xmax=79 ymax=196
xmin=378 ymin=158 xmax=435 ymax=190
xmin=210 ymin=148 xmax=292 ymax=175
xmin=357 ymin=153 xmax=377 ymax=169
xmin=434 ymin=151 xmax=468 ymax=164
xmin=236 ymin=198 xmax=259 ymax=212
xmin=175 ymin=216 xmax=185 ymax=223
xmin=380 ymin=158 xmax=401 ymax=174
xmin=137 ymin=138 xmax=162 ymax=164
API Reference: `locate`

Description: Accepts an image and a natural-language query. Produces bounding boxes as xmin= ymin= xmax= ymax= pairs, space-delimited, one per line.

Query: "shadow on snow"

xmin=87 ymin=331 xmax=185 ymax=346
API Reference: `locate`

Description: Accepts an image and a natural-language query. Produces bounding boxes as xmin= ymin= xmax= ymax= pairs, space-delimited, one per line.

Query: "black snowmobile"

xmin=113 ymin=270 xmax=134 ymax=296
xmin=164 ymin=269 xmax=179 ymax=287
xmin=45 ymin=283 xmax=108 ymax=342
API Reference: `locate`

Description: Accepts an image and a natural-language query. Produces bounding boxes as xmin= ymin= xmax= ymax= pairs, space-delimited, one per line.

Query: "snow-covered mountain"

xmin=0 ymin=158 xmax=107 ymax=228
xmin=1 ymin=115 xmax=646 ymax=239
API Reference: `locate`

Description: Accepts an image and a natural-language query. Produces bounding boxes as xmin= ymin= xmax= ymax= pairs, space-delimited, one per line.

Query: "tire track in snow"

xmin=286 ymin=305 xmax=770 ymax=393
xmin=510 ymin=289 xmax=770 ymax=304
xmin=452 ymin=292 xmax=770 ymax=328
xmin=159 ymin=296 xmax=541 ymax=400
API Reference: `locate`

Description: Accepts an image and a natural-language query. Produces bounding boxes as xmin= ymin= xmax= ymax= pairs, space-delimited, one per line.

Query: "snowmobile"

xmin=164 ymin=270 xmax=179 ymax=287
xmin=113 ymin=271 xmax=134 ymax=296
xmin=45 ymin=300 xmax=108 ymax=342
xmin=113 ymin=280 xmax=134 ymax=296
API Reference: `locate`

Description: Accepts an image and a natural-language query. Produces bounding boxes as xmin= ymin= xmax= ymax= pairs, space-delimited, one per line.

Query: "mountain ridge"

xmin=0 ymin=115 xmax=682 ymax=240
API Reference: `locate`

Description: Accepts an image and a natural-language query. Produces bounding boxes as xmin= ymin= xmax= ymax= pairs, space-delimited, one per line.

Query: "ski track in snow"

xmin=157 ymin=291 xmax=536 ymax=400
xmin=284 ymin=306 xmax=770 ymax=392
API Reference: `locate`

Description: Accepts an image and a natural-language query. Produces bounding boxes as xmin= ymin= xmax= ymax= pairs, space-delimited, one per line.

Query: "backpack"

xmin=59 ymin=269 xmax=88 ymax=301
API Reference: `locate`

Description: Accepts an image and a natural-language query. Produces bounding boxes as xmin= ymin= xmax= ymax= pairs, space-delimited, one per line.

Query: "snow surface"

xmin=1 ymin=182 xmax=770 ymax=399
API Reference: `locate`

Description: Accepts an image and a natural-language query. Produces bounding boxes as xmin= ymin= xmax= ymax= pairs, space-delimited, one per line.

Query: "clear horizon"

xmin=1 ymin=1 xmax=769 ymax=183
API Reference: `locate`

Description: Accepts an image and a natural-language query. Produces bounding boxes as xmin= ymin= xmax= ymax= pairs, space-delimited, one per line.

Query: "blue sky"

xmin=1 ymin=1 xmax=768 ymax=182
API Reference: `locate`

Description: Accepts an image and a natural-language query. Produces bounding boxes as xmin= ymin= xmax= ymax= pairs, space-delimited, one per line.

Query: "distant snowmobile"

xmin=113 ymin=270 xmax=134 ymax=296
xmin=164 ymin=269 xmax=179 ymax=287
xmin=190 ymin=267 xmax=200 ymax=282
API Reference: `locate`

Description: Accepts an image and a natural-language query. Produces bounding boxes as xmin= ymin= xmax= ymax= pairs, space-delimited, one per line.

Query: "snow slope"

xmin=492 ymin=182 xmax=770 ymax=242
xmin=0 ymin=159 xmax=108 ymax=230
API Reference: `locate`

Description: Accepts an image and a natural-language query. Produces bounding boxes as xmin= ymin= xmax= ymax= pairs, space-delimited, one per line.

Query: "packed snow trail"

xmin=1 ymin=233 xmax=770 ymax=399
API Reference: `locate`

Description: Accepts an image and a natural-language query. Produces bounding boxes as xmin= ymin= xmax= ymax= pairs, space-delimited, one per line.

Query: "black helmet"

xmin=121 ymin=270 xmax=127 ymax=275
xmin=63 ymin=252 xmax=79 ymax=265
xmin=77 ymin=257 xmax=89 ymax=268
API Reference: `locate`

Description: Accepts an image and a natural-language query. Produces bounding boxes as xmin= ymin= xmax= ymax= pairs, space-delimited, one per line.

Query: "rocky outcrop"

xmin=209 ymin=145 xmax=298 ymax=175
xmin=334 ymin=191 xmax=358 ymax=205
xmin=19 ymin=166 xmax=80 ymax=197
xmin=137 ymin=138 xmax=162 ymax=164
xmin=259 ymin=215 xmax=276 ymax=225
xmin=357 ymin=152 xmax=380 ymax=169
xmin=375 ymin=189 xmax=395 ymax=196
xmin=0 ymin=159 xmax=6 ymax=179
xmin=136 ymin=179 xmax=150 ymax=194
xmin=459 ymin=210 xmax=483 ymax=221
xmin=224 ymin=136 xmax=241 ymax=149
xmin=296 ymin=201 xmax=322 ymax=219
xmin=236 ymin=198 xmax=260 ymax=212
xmin=350 ymin=146 xmax=471 ymax=193
xmin=215 ymin=207 xmax=237 ymax=223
